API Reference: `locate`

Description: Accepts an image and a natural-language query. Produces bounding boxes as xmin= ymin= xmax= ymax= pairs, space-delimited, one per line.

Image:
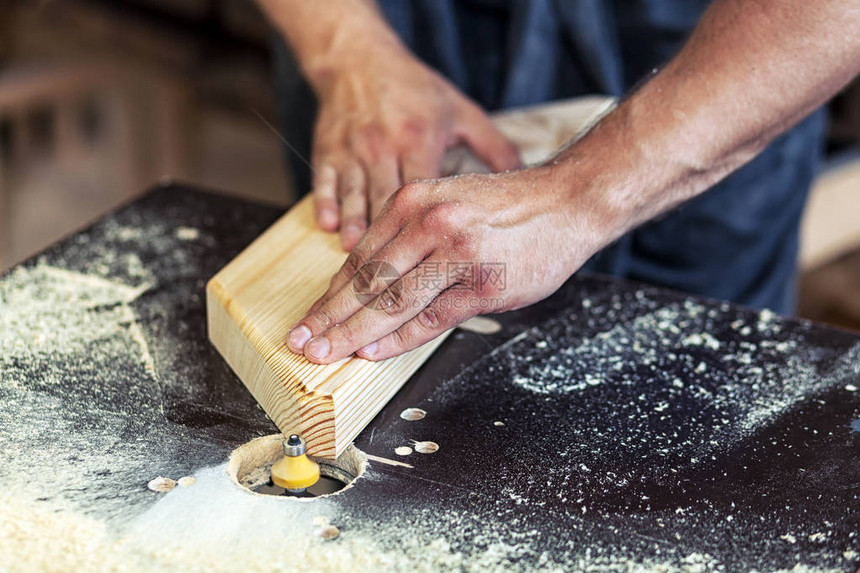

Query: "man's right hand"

xmin=308 ymin=47 xmax=520 ymax=250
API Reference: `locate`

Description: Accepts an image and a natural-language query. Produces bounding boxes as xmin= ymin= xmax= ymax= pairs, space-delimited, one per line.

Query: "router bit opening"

xmin=228 ymin=434 xmax=366 ymax=499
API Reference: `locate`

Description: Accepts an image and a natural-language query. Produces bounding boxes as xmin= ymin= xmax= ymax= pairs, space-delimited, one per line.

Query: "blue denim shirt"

xmin=273 ymin=0 xmax=826 ymax=313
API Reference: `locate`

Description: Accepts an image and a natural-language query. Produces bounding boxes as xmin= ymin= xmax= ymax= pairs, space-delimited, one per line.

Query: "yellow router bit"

xmin=271 ymin=434 xmax=320 ymax=495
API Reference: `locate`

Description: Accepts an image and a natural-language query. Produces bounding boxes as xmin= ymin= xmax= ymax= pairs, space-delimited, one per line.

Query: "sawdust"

xmin=0 ymin=259 xmax=186 ymax=524
xmin=399 ymin=407 xmax=427 ymax=421
xmin=458 ymin=315 xmax=503 ymax=334
xmin=174 ymin=226 xmax=200 ymax=241
xmin=315 ymin=524 xmax=340 ymax=540
xmin=411 ymin=441 xmax=439 ymax=454
xmin=0 ymin=486 xmax=517 ymax=573
xmin=147 ymin=477 xmax=176 ymax=493
xmin=1 ymin=197 xmax=856 ymax=572
xmin=2 ymin=484 xmax=849 ymax=573
xmin=414 ymin=285 xmax=860 ymax=572
xmin=0 ymin=264 xmax=155 ymax=384
xmin=504 ymin=295 xmax=857 ymax=449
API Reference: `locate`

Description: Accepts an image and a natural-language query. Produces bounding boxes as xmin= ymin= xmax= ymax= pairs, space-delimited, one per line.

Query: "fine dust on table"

xmin=0 ymin=217 xmax=586 ymax=571
xmin=0 ymin=265 xmax=155 ymax=380
xmin=501 ymin=296 xmax=859 ymax=454
xmin=425 ymin=293 xmax=859 ymax=487
xmin=2 ymin=195 xmax=857 ymax=572
xmin=0 ymin=466 xmax=492 ymax=573
xmin=0 ymin=460 xmax=698 ymax=573
xmin=0 ymin=262 xmax=168 ymax=520
xmin=0 ymin=214 xmax=242 ymax=527
xmin=374 ymin=286 xmax=860 ymax=572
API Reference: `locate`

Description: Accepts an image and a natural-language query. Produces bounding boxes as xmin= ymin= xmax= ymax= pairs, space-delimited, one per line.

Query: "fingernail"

xmin=288 ymin=325 xmax=311 ymax=350
xmin=345 ymin=224 xmax=363 ymax=241
xmin=360 ymin=341 xmax=378 ymax=357
xmin=341 ymin=225 xmax=362 ymax=250
xmin=319 ymin=209 xmax=337 ymax=229
xmin=306 ymin=336 xmax=331 ymax=360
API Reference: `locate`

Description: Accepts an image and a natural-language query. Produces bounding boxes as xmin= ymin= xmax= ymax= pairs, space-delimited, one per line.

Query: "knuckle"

xmin=398 ymin=118 xmax=429 ymax=142
xmin=417 ymin=306 xmax=442 ymax=331
xmin=448 ymin=231 xmax=477 ymax=256
xmin=389 ymin=326 xmax=409 ymax=351
xmin=312 ymin=136 xmax=346 ymax=163
xmin=340 ymin=175 xmax=364 ymax=199
xmin=313 ymin=305 xmax=338 ymax=330
xmin=390 ymin=182 xmax=423 ymax=213
xmin=334 ymin=321 xmax=357 ymax=347
xmin=353 ymin=263 xmax=383 ymax=294
xmin=421 ymin=205 xmax=478 ymax=254
xmin=357 ymin=122 xmax=384 ymax=141
xmin=353 ymin=124 xmax=389 ymax=160
xmin=422 ymin=202 xmax=463 ymax=231
xmin=311 ymin=141 xmax=333 ymax=159
xmin=379 ymin=286 xmax=409 ymax=316
xmin=342 ymin=248 xmax=369 ymax=276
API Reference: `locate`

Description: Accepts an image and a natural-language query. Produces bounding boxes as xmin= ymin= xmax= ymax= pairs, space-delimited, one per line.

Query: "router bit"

xmin=271 ymin=434 xmax=320 ymax=495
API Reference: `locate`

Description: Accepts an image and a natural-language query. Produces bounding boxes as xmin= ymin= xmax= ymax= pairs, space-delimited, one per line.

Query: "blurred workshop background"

xmin=1 ymin=0 xmax=859 ymax=331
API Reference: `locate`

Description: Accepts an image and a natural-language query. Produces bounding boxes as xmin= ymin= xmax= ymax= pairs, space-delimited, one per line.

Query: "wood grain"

xmin=207 ymin=95 xmax=616 ymax=458
xmin=207 ymin=197 xmax=451 ymax=457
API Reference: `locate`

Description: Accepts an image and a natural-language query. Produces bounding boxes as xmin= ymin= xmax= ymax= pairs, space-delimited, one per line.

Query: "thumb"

xmin=455 ymin=103 xmax=522 ymax=172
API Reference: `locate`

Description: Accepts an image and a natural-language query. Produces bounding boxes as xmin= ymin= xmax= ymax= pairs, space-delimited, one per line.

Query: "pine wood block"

xmin=206 ymin=196 xmax=451 ymax=458
xmin=207 ymin=95 xmax=615 ymax=458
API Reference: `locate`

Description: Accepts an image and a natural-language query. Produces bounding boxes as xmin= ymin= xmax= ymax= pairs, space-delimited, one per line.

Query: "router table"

xmin=0 ymin=184 xmax=858 ymax=572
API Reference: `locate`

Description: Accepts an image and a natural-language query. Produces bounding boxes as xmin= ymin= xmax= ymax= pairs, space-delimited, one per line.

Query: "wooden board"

xmin=800 ymin=156 xmax=860 ymax=269
xmin=207 ymin=95 xmax=616 ymax=458
xmin=206 ymin=196 xmax=452 ymax=458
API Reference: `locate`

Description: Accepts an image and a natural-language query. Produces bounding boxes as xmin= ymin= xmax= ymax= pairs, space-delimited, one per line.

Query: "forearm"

xmin=255 ymin=0 xmax=406 ymax=92
xmin=557 ymin=0 xmax=860 ymax=243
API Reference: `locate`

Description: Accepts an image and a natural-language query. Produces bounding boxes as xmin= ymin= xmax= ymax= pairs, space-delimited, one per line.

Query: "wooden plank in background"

xmin=800 ymin=157 xmax=860 ymax=270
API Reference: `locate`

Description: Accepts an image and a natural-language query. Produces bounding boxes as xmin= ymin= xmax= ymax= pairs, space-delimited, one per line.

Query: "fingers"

xmin=357 ymin=289 xmax=475 ymax=361
xmin=298 ymin=256 xmax=456 ymax=363
xmin=366 ymin=155 xmax=401 ymax=220
xmin=310 ymin=190 xmax=411 ymax=312
xmin=312 ymin=164 xmax=339 ymax=231
xmin=456 ymin=102 xmax=522 ymax=172
xmin=287 ymin=234 xmax=432 ymax=358
xmin=400 ymin=150 xmax=441 ymax=185
xmin=337 ymin=162 xmax=368 ymax=250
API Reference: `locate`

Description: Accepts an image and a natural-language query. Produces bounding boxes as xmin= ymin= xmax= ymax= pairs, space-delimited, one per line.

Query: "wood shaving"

xmin=147 ymin=477 xmax=176 ymax=493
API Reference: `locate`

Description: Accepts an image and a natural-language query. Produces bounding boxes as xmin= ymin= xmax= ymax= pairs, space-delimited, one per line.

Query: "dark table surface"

xmin=1 ymin=184 xmax=858 ymax=572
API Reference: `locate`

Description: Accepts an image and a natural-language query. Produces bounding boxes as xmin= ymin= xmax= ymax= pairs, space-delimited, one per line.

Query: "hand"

xmin=287 ymin=166 xmax=603 ymax=363
xmin=309 ymin=47 xmax=521 ymax=250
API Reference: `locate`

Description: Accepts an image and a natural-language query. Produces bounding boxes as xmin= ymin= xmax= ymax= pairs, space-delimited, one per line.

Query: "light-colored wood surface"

xmin=207 ymin=197 xmax=452 ymax=458
xmin=800 ymin=157 xmax=860 ymax=269
xmin=441 ymin=96 xmax=615 ymax=174
xmin=207 ymin=95 xmax=616 ymax=458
